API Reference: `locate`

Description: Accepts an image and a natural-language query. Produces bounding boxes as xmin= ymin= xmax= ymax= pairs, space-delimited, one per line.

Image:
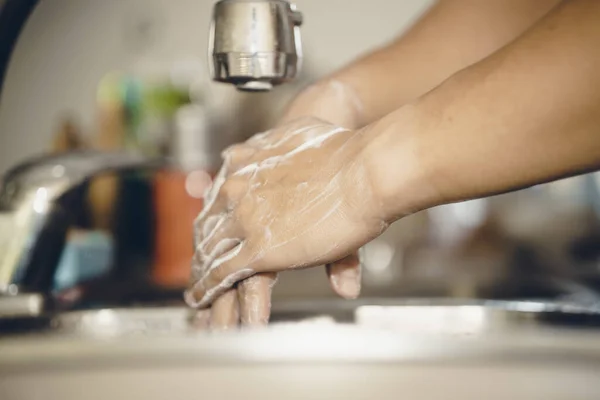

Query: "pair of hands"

xmin=185 ymin=80 xmax=386 ymax=329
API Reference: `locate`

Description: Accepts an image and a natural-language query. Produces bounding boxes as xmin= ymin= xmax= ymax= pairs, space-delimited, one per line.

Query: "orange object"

xmin=152 ymin=168 xmax=213 ymax=288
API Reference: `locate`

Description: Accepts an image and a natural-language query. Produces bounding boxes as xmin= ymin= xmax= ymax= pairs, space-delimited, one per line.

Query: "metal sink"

xmin=38 ymin=298 xmax=600 ymax=338
xmin=1 ymin=299 xmax=600 ymax=399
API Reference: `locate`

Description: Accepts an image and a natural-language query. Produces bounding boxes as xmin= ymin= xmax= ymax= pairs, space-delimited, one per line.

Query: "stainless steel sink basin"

xmin=1 ymin=299 xmax=600 ymax=399
xmin=26 ymin=298 xmax=598 ymax=338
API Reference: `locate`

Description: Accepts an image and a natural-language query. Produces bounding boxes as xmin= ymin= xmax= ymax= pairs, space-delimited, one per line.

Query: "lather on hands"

xmin=185 ymin=116 xmax=387 ymax=314
xmin=185 ymin=80 xmax=376 ymax=327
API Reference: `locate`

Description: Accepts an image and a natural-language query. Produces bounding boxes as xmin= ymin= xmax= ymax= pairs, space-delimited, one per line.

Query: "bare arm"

xmin=363 ymin=0 xmax=600 ymax=220
xmin=328 ymin=0 xmax=560 ymax=126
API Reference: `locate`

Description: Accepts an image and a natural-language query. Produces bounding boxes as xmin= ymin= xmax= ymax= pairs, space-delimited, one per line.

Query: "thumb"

xmin=326 ymin=251 xmax=362 ymax=300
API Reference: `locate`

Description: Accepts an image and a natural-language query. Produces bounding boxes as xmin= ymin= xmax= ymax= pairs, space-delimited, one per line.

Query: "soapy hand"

xmin=187 ymin=80 xmax=368 ymax=329
xmin=186 ymin=116 xmax=387 ymax=316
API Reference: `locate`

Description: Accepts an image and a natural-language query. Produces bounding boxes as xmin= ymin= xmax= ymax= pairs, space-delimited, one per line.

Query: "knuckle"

xmin=232 ymin=203 xmax=245 ymax=221
xmin=221 ymin=179 xmax=245 ymax=200
xmin=233 ymin=195 xmax=252 ymax=216
xmin=220 ymin=181 xmax=234 ymax=198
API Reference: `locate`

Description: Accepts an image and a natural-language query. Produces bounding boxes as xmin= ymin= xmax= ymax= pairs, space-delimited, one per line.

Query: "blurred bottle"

xmin=51 ymin=115 xmax=87 ymax=153
xmin=88 ymin=83 xmax=126 ymax=232
xmin=86 ymin=74 xmax=155 ymax=287
xmin=152 ymin=103 xmax=215 ymax=288
xmin=49 ymin=114 xmax=115 ymax=295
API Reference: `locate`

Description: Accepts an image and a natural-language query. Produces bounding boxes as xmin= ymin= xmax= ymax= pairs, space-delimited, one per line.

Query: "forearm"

xmin=329 ymin=0 xmax=559 ymax=126
xmin=363 ymin=0 xmax=600 ymax=221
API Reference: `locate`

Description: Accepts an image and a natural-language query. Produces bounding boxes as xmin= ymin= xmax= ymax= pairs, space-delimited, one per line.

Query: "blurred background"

xmin=1 ymin=0 xmax=600 ymax=311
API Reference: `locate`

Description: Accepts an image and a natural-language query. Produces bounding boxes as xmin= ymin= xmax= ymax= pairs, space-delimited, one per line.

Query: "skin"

xmin=332 ymin=0 xmax=561 ymax=124
xmin=187 ymin=0 xmax=600 ymax=326
xmin=193 ymin=83 xmax=366 ymax=328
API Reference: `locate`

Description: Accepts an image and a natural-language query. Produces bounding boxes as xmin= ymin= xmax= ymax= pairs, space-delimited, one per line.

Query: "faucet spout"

xmin=209 ymin=0 xmax=303 ymax=92
xmin=0 ymin=150 xmax=164 ymax=302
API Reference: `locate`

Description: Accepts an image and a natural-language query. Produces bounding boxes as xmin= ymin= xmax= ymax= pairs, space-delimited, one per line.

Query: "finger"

xmin=193 ymin=173 xmax=229 ymax=239
xmin=190 ymin=309 xmax=211 ymax=331
xmin=198 ymin=217 xmax=243 ymax=268
xmin=196 ymin=213 xmax=225 ymax=244
xmin=326 ymin=251 xmax=362 ymax=299
xmin=191 ymin=214 xmax=230 ymax=284
xmin=238 ymin=273 xmax=277 ymax=327
xmin=195 ymin=190 xmax=228 ymax=227
xmin=203 ymin=213 xmax=225 ymax=239
xmin=194 ymin=179 xmax=246 ymax=243
xmin=209 ymin=289 xmax=239 ymax=330
xmin=185 ymin=242 xmax=256 ymax=309
xmin=203 ymin=158 xmax=230 ymax=207
xmin=194 ymin=212 xmax=226 ymax=261
xmin=191 ymin=214 xmax=228 ymax=281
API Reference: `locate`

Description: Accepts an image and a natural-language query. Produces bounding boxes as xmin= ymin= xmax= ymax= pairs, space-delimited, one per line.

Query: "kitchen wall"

xmin=0 ymin=0 xmax=433 ymax=173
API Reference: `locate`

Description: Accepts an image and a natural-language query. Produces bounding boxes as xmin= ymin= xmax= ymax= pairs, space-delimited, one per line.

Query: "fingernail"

xmin=332 ymin=266 xmax=361 ymax=299
xmin=339 ymin=274 xmax=361 ymax=299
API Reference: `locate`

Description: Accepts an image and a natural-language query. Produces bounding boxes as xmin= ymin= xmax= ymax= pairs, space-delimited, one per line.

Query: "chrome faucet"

xmin=209 ymin=0 xmax=303 ymax=92
xmin=0 ymin=151 xmax=162 ymax=317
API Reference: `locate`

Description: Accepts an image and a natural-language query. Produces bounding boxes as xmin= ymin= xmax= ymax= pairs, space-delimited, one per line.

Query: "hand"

xmin=188 ymin=79 xmax=367 ymax=330
xmin=185 ymin=117 xmax=387 ymax=314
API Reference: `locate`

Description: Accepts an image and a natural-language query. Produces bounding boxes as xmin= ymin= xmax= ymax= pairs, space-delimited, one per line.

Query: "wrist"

xmin=357 ymin=104 xmax=442 ymax=223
